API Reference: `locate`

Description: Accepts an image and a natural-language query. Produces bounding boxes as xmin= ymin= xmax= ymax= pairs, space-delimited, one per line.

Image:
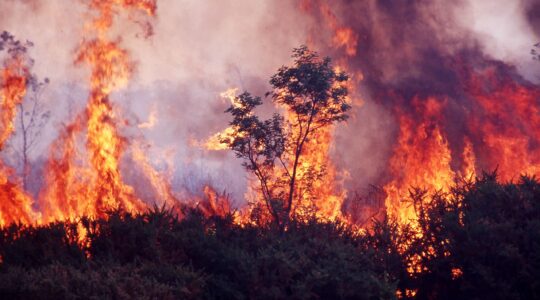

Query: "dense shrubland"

xmin=0 ymin=173 xmax=538 ymax=300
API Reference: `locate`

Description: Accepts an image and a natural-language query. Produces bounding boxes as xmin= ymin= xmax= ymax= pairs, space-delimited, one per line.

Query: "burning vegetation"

xmin=0 ymin=0 xmax=539 ymax=299
xmin=216 ymin=46 xmax=351 ymax=227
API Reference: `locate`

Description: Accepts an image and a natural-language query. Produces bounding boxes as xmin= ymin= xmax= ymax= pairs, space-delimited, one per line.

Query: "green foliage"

xmin=269 ymin=46 xmax=350 ymax=125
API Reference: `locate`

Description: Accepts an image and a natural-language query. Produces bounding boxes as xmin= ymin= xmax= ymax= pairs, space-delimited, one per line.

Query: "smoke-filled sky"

xmin=0 ymin=0 xmax=538 ymax=203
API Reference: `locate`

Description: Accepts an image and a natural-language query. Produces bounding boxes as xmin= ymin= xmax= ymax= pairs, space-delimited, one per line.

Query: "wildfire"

xmin=302 ymin=2 xmax=540 ymax=231
xmin=138 ymin=105 xmax=157 ymax=129
xmin=0 ymin=59 xmax=27 ymax=149
xmin=0 ymin=0 xmax=538 ymax=240
xmin=203 ymin=89 xmax=242 ymax=151
xmin=205 ymin=84 xmax=349 ymax=223
xmin=0 ymin=3 xmax=539 ymax=299
xmin=196 ymin=185 xmax=234 ymax=219
xmin=205 ymin=127 xmax=236 ymax=151
xmin=282 ymin=73 xmax=351 ymax=222
xmin=301 ymin=0 xmax=358 ymax=57
xmin=467 ymin=67 xmax=540 ymax=181
xmin=461 ymin=138 xmax=476 ymax=180
xmin=39 ymin=114 xmax=90 ymax=221
xmin=292 ymin=124 xmax=346 ymax=221
xmin=383 ymin=98 xmax=457 ymax=225
xmin=0 ymin=53 xmax=36 ymax=226
xmin=131 ymin=142 xmax=177 ymax=208
xmin=40 ymin=0 xmax=157 ymax=221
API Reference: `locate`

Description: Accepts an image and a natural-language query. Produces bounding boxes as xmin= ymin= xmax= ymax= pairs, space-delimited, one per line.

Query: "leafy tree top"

xmin=221 ymin=46 xmax=351 ymax=226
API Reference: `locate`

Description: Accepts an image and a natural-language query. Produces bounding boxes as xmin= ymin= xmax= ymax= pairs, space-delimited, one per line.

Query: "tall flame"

xmin=291 ymin=125 xmax=345 ymax=221
xmin=77 ymin=39 xmax=143 ymax=214
xmin=207 ymin=85 xmax=349 ymax=222
xmin=0 ymin=59 xmax=26 ymax=149
xmin=467 ymin=67 xmax=540 ymax=180
xmin=1 ymin=0 xmax=539 ymax=231
xmin=40 ymin=0 xmax=157 ymax=221
xmin=383 ymin=98 xmax=457 ymax=225
xmin=300 ymin=1 xmax=540 ymax=229
xmin=0 ymin=56 xmax=36 ymax=226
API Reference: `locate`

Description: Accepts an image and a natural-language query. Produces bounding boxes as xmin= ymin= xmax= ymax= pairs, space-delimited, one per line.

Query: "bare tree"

xmin=13 ymin=75 xmax=50 ymax=189
xmin=0 ymin=31 xmax=49 ymax=190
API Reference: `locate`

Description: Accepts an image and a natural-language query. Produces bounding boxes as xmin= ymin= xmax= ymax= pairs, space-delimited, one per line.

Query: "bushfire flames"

xmin=0 ymin=55 xmax=35 ymax=226
xmin=383 ymin=98 xmax=458 ymax=225
xmin=298 ymin=1 xmax=540 ymax=228
xmin=0 ymin=1 xmax=538 ymax=239
xmin=207 ymin=82 xmax=348 ymax=224
xmin=39 ymin=0 xmax=155 ymax=222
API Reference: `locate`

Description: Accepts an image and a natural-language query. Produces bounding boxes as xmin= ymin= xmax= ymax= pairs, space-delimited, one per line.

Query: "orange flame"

xmin=0 ymin=58 xmax=27 ymax=149
xmin=315 ymin=1 xmax=358 ymax=57
xmin=0 ymin=56 xmax=37 ymax=226
xmin=40 ymin=114 xmax=91 ymax=221
xmin=131 ymin=142 xmax=177 ymax=207
xmin=292 ymin=124 xmax=346 ymax=221
xmin=196 ymin=185 xmax=234 ymax=219
xmin=467 ymin=67 xmax=540 ymax=180
xmin=383 ymin=98 xmax=456 ymax=225
xmin=2 ymin=0 xmax=539 ymax=234
xmin=78 ymin=39 xmax=143 ymax=214
xmin=40 ymin=0 xmax=157 ymax=221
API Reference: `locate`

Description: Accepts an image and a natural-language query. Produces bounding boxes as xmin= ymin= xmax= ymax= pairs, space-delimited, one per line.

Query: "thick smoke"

xmin=0 ymin=0 xmax=537 ymax=206
xmin=0 ymin=0 xmax=309 ymax=203
xmin=300 ymin=0 xmax=540 ymax=194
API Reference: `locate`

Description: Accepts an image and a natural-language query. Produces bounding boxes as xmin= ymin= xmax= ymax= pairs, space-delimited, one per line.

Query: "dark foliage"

xmin=0 ymin=207 xmax=394 ymax=300
xmin=0 ymin=175 xmax=538 ymax=299
xmin=366 ymin=173 xmax=540 ymax=300
xmin=409 ymin=173 xmax=540 ymax=300
xmin=0 ymin=222 xmax=85 ymax=268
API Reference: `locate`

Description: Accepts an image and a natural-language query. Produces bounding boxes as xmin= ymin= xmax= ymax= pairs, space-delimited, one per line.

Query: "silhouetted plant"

xmin=0 ymin=221 xmax=84 ymax=268
xmin=221 ymin=46 xmax=351 ymax=227
xmin=1 ymin=175 xmax=538 ymax=299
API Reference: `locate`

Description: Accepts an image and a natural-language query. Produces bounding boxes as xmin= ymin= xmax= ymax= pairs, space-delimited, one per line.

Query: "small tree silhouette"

xmin=221 ymin=46 xmax=351 ymax=227
xmin=13 ymin=75 xmax=50 ymax=189
xmin=0 ymin=31 xmax=50 ymax=189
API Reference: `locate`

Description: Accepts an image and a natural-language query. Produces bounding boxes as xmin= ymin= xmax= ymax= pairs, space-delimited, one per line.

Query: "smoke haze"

xmin=0 ymin=0 xmax=537 ymax=204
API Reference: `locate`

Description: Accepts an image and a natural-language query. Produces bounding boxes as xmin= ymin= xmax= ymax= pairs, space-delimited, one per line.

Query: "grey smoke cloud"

xmin=0 ymin=0 xmax=536 ymax=204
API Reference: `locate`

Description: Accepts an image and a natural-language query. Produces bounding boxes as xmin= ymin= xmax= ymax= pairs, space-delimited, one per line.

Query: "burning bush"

xmin=219 ymin=46 xmax=351 ymax=228
xmin=0 ymin=175 xmax=538 ymax=299
xmin=365 ymin=173 xmax=540 ymax=299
